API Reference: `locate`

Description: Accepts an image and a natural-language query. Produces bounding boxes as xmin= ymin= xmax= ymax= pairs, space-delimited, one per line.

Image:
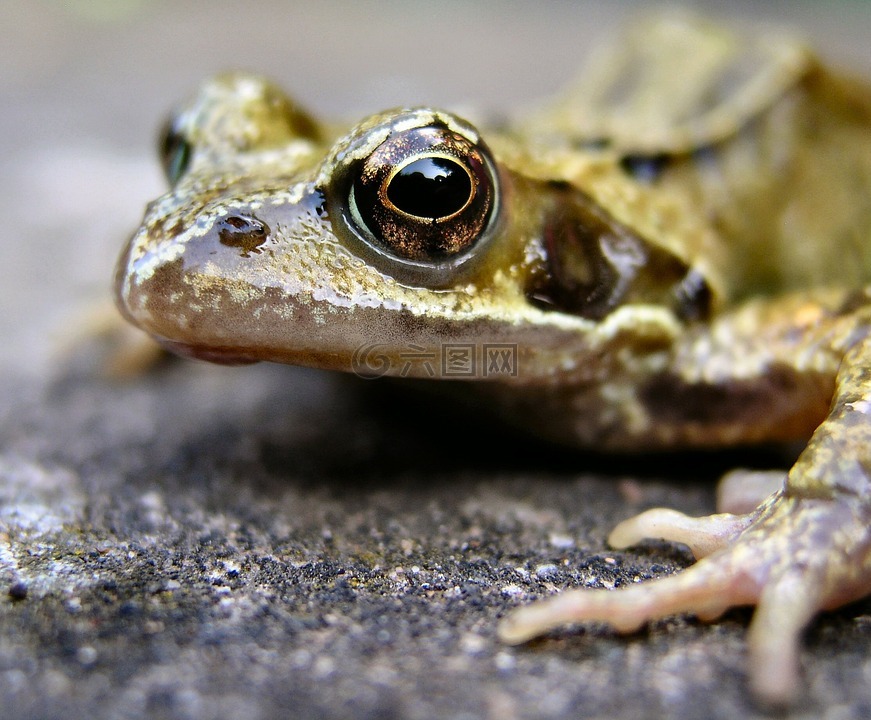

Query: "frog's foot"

xmin=498 ymin=492 xmax=871 ymax=705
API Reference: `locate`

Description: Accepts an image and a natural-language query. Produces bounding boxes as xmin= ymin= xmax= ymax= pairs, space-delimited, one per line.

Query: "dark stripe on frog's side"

xmin=619 ymin=144 xmax=725 ymax=186
xmin=573 ymin=138 xmax=611 ymax=152
xmin=639 ymin=362 xmax=830 ymax=443
xmin=527 ymin=180 xmax=711 ymax=323
xmin=619 ymin=153 xmax=671 ymax=184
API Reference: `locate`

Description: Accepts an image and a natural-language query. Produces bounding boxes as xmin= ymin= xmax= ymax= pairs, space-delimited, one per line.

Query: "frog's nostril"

xmin=216 ymin=213 xmax=271 ymax=257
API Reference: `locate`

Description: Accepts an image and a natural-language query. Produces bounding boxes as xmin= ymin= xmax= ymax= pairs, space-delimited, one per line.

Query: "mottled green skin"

xmin=115 ymin=16 xmax=871 ymax=705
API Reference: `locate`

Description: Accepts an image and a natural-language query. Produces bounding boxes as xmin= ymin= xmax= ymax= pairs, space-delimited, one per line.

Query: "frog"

xmin=114 ymin=15 xmax=871 ymax=705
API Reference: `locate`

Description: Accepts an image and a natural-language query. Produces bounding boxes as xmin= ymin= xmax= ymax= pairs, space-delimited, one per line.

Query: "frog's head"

xmin=116 ymin=73 xmax=714 ymax=383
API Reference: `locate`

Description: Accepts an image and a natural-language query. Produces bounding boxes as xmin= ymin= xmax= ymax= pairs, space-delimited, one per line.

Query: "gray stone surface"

xmin=3 ymin=2 xmax=871 ymax=719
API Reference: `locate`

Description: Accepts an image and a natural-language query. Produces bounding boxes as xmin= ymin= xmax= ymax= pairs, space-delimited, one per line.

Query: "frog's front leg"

xmin=499 ymin=299 xmax=871 ymax=705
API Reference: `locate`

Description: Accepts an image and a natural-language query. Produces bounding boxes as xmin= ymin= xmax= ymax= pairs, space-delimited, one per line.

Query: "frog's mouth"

xmin=153 ymin=339 xmax=260 ymax=366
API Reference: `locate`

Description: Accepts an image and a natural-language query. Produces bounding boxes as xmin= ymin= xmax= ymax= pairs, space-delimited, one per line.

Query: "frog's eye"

xmin=349 ymin=126 xmax=495 ymax=262
xmin=330 ymin=111 xmax=500 ymax=286
xmin=158 ymin=74 xmax=322 ymax=187
xmin=159 ymin=118 xmax=192 ymax=185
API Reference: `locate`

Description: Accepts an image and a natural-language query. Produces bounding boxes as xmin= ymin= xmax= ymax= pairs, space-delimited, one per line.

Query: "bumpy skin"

xmin=115 ymin=16 xmax=871 ymax=705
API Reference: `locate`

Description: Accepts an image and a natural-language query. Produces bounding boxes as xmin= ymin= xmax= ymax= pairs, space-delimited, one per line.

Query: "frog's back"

xmin=527 ymin=15 xmax=871 ymax=301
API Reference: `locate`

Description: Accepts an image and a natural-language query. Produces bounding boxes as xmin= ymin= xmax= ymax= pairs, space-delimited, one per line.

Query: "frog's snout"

xmin=113 ymin=186 xmax=377 ymax=368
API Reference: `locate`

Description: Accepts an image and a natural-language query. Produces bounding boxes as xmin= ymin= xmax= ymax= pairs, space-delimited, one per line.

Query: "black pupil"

xmin=386 ymin=157 xmax=472 ymax=219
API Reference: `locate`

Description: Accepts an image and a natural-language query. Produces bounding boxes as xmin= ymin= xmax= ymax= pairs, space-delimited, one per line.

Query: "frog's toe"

xmin=498 ymin=548 xmax=752 ymax=646
xmin=607 ymin=506 xmax=753 ymax=558
xmin=607 ymin=470 xmax=787 ymax=558
xmin=499 ymin=494 xmax=871 ymax=704
xmin=745 ymin=565 xmax=824 ymax=704
xmin=498 ymin=538 xmax=809 ymax=704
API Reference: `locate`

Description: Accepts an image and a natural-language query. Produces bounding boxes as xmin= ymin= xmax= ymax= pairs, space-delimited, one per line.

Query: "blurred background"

xmin=2 ymin=0 xmax=871 ymax=380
